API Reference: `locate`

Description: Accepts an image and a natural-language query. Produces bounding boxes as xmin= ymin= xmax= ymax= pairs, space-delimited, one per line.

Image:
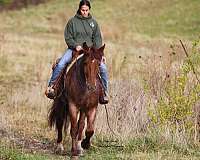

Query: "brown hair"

xmin=77 ymin=0 xmax=91 ymax=15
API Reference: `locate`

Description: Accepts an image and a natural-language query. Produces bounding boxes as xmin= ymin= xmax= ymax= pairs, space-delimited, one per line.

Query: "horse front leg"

xmin=81 ymin=107 xmax=97 ymax=150
xmin=77 ymin=111 xmax=86 ymax=155
xmin=69 ymin=102 xmax=79 ymax=157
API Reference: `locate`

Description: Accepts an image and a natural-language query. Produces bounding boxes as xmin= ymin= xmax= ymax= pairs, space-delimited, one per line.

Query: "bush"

xmin=0 ymin=0 xmax=12 ymax=5
xmin=148 ymin=39 xmax=200 ymax=130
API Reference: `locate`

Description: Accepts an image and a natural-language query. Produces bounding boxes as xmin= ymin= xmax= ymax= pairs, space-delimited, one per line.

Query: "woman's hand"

xmin=102 ymin=56 xmax=106 ymax=64
xmin=76 ymin=45 xmax=83 ymax=51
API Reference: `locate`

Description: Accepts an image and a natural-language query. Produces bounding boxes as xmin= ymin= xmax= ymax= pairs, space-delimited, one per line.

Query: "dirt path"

xmin=0 ymin=128 xmax=69 ymax=157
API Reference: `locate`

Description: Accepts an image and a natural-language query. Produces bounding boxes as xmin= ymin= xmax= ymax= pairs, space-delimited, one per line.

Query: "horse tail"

xmin=48 ymin=95 xmax=69 ymax=133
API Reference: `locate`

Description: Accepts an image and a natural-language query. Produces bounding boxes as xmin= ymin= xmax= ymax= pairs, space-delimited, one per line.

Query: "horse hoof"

xmin=77 ymin=149 xmax=84 ymax=156
xmin=77 ymin=140 xmax=84 ymax=156
xmin=71 ymin=156 xmax=79 ymax=160
xmin=55 ymin=148 xmax=64 ymax=155
xmin=81 ymin=139 xmax=91 ymax=150
xmin=55 ymin=143 xmax=64 ymax=155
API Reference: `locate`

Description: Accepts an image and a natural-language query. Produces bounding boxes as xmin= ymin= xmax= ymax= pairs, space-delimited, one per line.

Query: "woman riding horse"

xmin=45 ymin=0 xmax=109 ymax=104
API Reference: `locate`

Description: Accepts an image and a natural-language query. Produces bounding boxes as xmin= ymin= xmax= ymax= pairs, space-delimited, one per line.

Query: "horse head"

xmin=82 ymin=42 xmax=105 ymax=91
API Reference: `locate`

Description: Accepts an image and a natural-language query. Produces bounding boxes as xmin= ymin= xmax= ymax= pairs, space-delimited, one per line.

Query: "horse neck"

xmin=65 ymin=57 xmax=86 ymax=90
xmin=76 ymin=59 xmax=87 ymax=89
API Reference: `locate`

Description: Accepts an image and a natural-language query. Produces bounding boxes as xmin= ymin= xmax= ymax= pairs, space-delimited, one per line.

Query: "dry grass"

xmin=0 ymin=32 xmax=165 ymax=140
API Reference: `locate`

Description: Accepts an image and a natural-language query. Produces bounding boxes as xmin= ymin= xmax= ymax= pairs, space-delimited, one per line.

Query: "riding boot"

xmin=99 ymin=91 xmax=109 ymax=104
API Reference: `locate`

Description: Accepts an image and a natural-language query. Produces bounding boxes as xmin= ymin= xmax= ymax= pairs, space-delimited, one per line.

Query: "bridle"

xmin=84 ymin=56 xmax=100 ymax=93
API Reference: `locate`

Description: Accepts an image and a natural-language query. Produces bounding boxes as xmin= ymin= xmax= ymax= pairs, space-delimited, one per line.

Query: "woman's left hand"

xmin=102 ymin=56 xmax=106 ymax=64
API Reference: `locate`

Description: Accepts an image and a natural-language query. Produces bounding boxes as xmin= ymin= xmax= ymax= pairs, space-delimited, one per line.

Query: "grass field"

xmin=1 ymin=0 xmax=200 ymax=159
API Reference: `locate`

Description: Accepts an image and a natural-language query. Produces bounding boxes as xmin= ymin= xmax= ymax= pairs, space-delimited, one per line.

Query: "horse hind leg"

xmin=81 ymin=107 xmax=96 ymax=150
xmin=48 ymin=97 xmax=68 ymax=155
xmin=55 ymin=118 xmax=65 ymax=155
xmin=55 ymin=98 xmax=69 ymax=155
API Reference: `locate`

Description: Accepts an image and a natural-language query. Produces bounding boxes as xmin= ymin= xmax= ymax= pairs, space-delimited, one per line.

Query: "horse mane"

xmin=66 ymin=53 xmax=84 ymax=74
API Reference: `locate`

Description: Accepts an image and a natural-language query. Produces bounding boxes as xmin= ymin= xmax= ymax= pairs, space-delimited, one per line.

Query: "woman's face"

xmin=80 ymin=5 xmax=90 ymax=17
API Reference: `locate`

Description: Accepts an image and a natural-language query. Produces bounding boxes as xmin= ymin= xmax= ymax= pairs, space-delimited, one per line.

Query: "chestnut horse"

xmin=48 ymin=43 xmax=105 ymax=157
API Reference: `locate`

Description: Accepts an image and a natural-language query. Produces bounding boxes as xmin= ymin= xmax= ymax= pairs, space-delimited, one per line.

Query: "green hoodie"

xmin=64 ymin=13 xmax=102 ymax=49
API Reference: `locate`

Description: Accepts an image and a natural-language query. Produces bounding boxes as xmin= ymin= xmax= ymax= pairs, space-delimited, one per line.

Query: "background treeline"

xmin=0 ymin=0 xmax=48 ymax=10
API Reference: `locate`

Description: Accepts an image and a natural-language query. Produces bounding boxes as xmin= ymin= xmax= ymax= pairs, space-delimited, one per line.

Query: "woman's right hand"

xmin=76 ymin=45 xmax=82 ymax=51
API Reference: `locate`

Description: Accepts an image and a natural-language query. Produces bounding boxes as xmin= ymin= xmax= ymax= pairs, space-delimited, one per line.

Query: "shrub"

xmin=148 ymin=39 xmax=200 ymax=130
xmin=0 ymin=0 xmax=12 ymax=5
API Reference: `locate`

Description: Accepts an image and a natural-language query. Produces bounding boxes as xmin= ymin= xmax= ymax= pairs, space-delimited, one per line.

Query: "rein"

xmin=104 ymin=104 xmax=119 ymax=137
xmin=66 ymin=54 xmax=84 ymax=74
xmin=97 ymin=75 xmax=119 ymax=137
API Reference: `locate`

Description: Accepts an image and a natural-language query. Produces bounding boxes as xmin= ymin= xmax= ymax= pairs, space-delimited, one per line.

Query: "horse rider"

xmin=45 ymin=0 xmax=109 ymax=104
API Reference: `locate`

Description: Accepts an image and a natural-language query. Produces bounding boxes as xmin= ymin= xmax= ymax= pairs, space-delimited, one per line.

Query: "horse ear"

xmin=82 ymin=42 xmax=89 ymax=51
xmin=93 ymin=44 xmax=105 ymax=61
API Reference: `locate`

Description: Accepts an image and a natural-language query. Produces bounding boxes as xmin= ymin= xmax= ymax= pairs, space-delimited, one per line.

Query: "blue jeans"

xmin=99 ymin=62 xmax=108 ymax=92
xmin=48 ymin=49 xmax=73 ymax=85
xmin=48 ymin=49 xmax=109 ymax=92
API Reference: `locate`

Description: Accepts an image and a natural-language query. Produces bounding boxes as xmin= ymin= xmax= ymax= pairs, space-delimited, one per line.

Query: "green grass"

xmin=81 ymin=136 xmax=200 ymax=160
xmin=138 ymin=0 xmax=200 ymax=39
xmin=1 ymin=136 xmax=200 ymax=160
xmin=91 ymin=0 xmax=200 ymax=40
xmin=0 ymin=146 xmax=50 ymax=160
xmin=1 ymin=0 xmax=200 ymax=39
